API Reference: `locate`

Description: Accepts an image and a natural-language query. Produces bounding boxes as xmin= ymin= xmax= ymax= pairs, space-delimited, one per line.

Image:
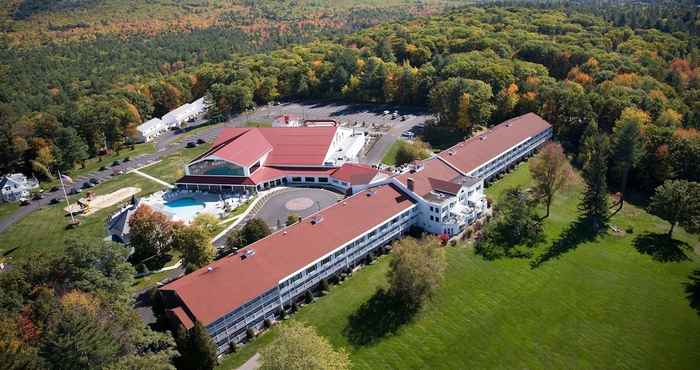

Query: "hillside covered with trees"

xmin=2 ymin=1 xmax=698 ymax=196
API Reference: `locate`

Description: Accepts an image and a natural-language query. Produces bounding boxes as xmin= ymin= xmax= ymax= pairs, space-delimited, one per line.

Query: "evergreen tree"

xmin=579 ymin=124 xmax=610 ymax=230
xmin=610 ymin=118 xmax=642 ymax=210
xmin=176 ymin=322 xmax=217 ymax=370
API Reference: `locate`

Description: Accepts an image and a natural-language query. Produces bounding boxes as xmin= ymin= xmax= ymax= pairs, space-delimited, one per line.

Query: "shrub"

xmin=112 ymin=160 xmax=120 ymax=166
xmin=625 ymin=226 xmax=634 ymax=234
xmin=264 ymin=318 xmax=273 ymax=329
xmin=291 ymin=301 xmax=299 ymax=313
xmin=319 ymin=278 xmax=330 ymax=294
xmin=228 ymin=342 xmax=239 ymax=353
xmin=246 ymin=328 xmax=256 ymax=340
xmin=304 ymin=290 xmax=314 ymax=304
xmin=123 ymin=156 xmax=130 ymax=162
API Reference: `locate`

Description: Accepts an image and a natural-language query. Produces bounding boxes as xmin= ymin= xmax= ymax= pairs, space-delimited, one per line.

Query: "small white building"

xmin=135 ymin=118 xmax=166 ymax=143
xmin=162 ymin=97 xmax=207 ymax=129
xmin=0 ymin=173 xmax=39 ymax=202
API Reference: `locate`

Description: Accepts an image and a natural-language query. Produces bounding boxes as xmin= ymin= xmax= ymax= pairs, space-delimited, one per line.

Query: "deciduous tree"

xmin=387 ymin=237 xmax=446 ymax=309
xmin=648 ymin=180 xmax=700 ymax=238
xmin=128 ymin=205 xmax=174 ymax=263
xmin=529 ymin=142 xmax=573 ymax=218
xmin=260 ymin=321 xmax=349 ymax=370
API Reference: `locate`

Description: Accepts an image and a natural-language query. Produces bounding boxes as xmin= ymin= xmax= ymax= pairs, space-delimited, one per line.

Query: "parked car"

xmin=400 ymin=115 xmax=407 ymax=121
xmin=69 ymin=188 xmax=81 ymax=195
xmin=82 ymin=181 xmax=94 ymax=189
xmin=391 ymin=112 xmax=398 ymax=120
xmin=89 ymin=178 xmax=100 ymax=185
xmin=196 ymin=138 xmax=206 ymax=144
xmin=32 ymin=193 xmax=44 ymax=200
xmin=112 ymin=160 xmax=120 ymax=167
xmin=186 ymin=142 xmax=197 ymax=148
xmin=382 ymin=110 xmax=390 ymax=115
xmin=20 ymin=198 xmax=30 ymax=206
xmin=49 ymin=198 xmax=60 ymax=205
xmin=401 ymin=131 xmax=415 ymax=139
xmin=99 ymin=166 xmax=108 ymax=171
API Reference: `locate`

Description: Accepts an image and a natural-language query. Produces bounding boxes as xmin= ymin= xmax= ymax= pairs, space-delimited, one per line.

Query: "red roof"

xmin=438 ymin=113 xmax=551 ymax=174
xmin=396 ymin=158 xmax=464 ymax=198
xmin=161 ymin=184 xmax=415 ymax=325
xmin=168 ymin=307 xmax=194 ymax=329
xmin=175 ymin=175 xmax=256 ymax=186
xmin=331 ymin=163 xmax=381 ymax=185
xmin=206 ymin=127 xmax=337 ymax=168
xmin=209 ymin=129 xmax=272 ymax=167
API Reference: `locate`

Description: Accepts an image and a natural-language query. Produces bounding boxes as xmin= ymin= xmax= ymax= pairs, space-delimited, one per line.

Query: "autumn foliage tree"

xmin=260 ymin=321 xmax=350 ymax=370
xmin=128 ymin=205 xmax=174 ymax=263
xmin=387 ymin=237 xmax=446 ymax=309
xmin=529 ymin=142 xmax=573 ymax=218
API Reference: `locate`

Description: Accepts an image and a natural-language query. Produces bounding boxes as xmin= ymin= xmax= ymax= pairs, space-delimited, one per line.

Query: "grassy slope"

xmin=0 ymin=145 xmax=209 ymax=261
xmin=217 ymin=160 xmax=700 ymax=370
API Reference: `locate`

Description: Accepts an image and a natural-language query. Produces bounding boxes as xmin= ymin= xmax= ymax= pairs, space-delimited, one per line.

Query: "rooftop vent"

xmin=366 ymin=190 xmax=375 ymax=197
xmin=506 ymin=123 xmax=512 ymax=127
xmin=207 ymin=267 xmax=214 ymax=272
xmin=241 ymin=249 xmax=256 ymax=260
xmin=311 ymin=216 xmax=324 ymax=225
xmin=480 ymin=135 xmax=487 ymax=141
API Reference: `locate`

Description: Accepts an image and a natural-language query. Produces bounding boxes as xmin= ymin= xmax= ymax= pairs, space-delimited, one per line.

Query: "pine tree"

xmin=579 ymin=126 xmax=610 ymax=230
xmin=611 ymin=118 xmax=642 ymax=211
xmin=176 ymin=322 xmax=217 ymax=370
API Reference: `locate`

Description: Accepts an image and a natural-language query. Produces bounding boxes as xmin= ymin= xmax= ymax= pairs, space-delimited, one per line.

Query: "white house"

xmin=135 ymin=118 xmax=167 ymax=143
xmin=162 ymin=97 xmax=207 ymax=129
xmin=0 ymin=173 xmax=39 ymax=202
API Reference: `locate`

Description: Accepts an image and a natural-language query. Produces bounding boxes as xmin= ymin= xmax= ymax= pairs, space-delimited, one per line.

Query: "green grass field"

xmin=217 ymin=160 xmax=700 ymax=370
xmin=381 ymin=140 xmax=405 ymax=166
xmin=0 ymin=145 xmax=208 ymax=261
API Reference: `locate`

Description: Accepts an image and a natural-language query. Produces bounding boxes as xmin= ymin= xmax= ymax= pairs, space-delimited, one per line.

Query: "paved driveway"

xmin=256 ymin=188 xmax=343 ymax=231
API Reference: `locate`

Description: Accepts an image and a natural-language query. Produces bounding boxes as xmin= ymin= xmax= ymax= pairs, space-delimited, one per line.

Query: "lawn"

xmin=0 ymin=202 xmax=20 ymax=220
xmin=141 ymin=145 xmax=210 ymax=184
xmin=217 ymin=159 xmax=700 ymax=370
xmin=0 ymin=145 xmax=207 ymax=262
xmin=381 ymin=140 xmax=404 ymax=166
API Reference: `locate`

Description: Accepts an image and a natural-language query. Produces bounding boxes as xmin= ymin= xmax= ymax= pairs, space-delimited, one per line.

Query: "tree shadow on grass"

xmin=530 ymin=217 xmax=601 ymax=268
xmin=684 ymin=269 xmax=700 ymax=316
xmin=343 ymin=288 xmax=418 ymax=347
xmin=633 ymin=232 xmax=691 ymax=262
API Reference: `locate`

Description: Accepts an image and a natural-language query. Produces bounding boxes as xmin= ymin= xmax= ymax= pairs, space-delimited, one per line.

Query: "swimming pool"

xmin=162 ymin=197 xmax=215 ymax=222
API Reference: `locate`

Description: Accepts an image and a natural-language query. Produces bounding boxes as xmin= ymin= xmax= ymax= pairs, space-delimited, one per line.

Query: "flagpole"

xmin=58 ymin=170 xmax=75 ymax=224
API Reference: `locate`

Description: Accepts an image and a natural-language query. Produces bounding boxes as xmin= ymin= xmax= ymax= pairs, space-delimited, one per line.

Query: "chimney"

xmin=407 ymin=178 xmax=415 ymax=192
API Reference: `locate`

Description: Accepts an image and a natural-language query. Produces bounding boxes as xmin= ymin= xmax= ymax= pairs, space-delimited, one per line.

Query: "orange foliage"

xmin=673 ymin=128 xmax=700 ymax=141
xmin=61 ymin=290 xmax=98 ymax=315
xmin=567 ymin=67 xmax=593 ymax=86
xmin=612 ymin=73 xmax=641 ymax=88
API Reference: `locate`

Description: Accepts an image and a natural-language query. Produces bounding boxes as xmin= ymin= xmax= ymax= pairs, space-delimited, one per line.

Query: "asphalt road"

xmin=0 ymin=100 xmax=432 ymax=235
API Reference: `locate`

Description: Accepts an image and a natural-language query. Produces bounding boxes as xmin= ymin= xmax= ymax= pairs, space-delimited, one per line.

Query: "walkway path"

xmin=236 ymin=353 xmax=261 ymax=370
xmin=129 ymin=169 xmax=175 ymax=189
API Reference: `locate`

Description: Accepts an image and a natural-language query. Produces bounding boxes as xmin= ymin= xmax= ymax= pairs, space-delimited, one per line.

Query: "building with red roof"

xmin=161 ymin=113 xmax=552 ymax=353
xmin=176 ymin=126 xmax=372 ymax=193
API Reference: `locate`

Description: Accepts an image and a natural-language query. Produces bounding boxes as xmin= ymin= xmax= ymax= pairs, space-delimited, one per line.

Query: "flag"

xmin=60 ymin=174 xmax=73 ymax=184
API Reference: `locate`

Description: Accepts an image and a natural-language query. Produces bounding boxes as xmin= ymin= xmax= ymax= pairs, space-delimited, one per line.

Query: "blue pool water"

xmin=163 ymin=197 xmax=208 ymax=220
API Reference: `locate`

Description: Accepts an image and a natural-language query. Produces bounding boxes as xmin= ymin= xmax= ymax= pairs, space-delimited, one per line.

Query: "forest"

xmin=1 ymin=1 xmax=698 ymax=196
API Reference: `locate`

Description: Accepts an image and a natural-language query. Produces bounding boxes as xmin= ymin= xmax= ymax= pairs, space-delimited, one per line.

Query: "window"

xmin=249 ymin=161 xmax=261 ymax=174
xmin=317 ymin=177 xmax=328 ymax=183
xmin=322 ymin=256 xmax=331 ymax=265
xmin=291 ymin=177 xmax=302 ymax=182
xmin=305 ymin=177 xmax=315 ymax=182
xmin=430 ymin=215 xmax=434 ymax=221
xmin=305 ymin=265 xmax=317 ymax=274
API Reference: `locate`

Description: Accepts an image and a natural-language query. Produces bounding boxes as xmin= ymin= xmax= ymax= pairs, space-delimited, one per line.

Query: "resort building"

xmin=175 ymin=125 xmax=368 ymax=194
xmin=160 ymin=112 xmax=552 ymax=353
xmin=0 ymin=173 xmax=39 ymax=202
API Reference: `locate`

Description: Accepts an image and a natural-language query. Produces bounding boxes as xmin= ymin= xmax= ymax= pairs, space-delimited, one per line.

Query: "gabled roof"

xmin=202 ymin=127 xmax=338 ymax=168
xmin=168 ymin=307 xmax=194 ymax=330
xmin=331 ymin=163 xmax=380 ymax=185
xmin=207 ymin=129 xmax=273 ymax=167
xmin=396 ymin=157 xmax=464 ymax=199
xmin=161 ymin=184 xmax=415 ymax=326
xmin=438 ymin=113 xmax=551 ymax=174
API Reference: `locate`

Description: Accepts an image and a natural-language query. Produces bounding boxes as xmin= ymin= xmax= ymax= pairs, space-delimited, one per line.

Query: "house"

xmin=162 ymin=97 xmax=207 ymax=129
xmin=161 ymin=112 xmax=553 ymax=353
xmin=0 ymin=173 xmax=39 ymax=202
xmin=106 ymin=197 xmax=141 ymax=246
xmin=135 ymin=118 xmax=166 ymax=143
